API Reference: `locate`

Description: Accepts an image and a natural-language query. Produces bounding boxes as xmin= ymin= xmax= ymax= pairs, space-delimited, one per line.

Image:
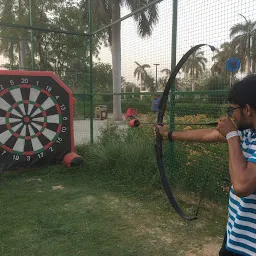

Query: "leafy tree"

xmin=0 ymin=0 xmax=105 ymax=93
xmin=205 ymin=75 xmax=229 ymax=90
xmin=93 ymin=62 xmax=113 ymax=93
xmin=34 ymin=2 xmax=91 ymax=74
xmin=203 ymin=75 xmax=230 ymax=104
xmin=122 ymin=81 xmax=138 ymax=99
xmin=211 ymin=42 xmax=240 ymax=76
xmin=0 ymin=0 xmax=81 ymax=69
xmin=123 ymin=82 xmax=137 ymax=92
xmin=0 ymin=0 xmax=31 ymax=68
xmin=80 ymin=0 xmax=159 ymax=120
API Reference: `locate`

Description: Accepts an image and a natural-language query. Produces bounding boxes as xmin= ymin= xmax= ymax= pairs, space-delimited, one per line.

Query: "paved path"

xmin=74 ymin=118 xmax=127 ymax=145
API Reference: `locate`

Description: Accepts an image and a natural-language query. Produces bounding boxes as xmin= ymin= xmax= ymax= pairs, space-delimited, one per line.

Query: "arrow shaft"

xmin=139 ymin=122 xmax=218 ymax=126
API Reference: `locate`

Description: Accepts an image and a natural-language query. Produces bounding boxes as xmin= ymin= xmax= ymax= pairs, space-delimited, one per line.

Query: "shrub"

xmin=77 ymin=121 xmax=230 ymax=204
xmin=174 ymin=103 xmax=226 ymax=118
xmin=204 ymin=75 xmax=230 ymax=104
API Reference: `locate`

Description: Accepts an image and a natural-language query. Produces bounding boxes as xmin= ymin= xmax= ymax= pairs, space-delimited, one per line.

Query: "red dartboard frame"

xmin=0 ymin=70 xmax=76 ymax=171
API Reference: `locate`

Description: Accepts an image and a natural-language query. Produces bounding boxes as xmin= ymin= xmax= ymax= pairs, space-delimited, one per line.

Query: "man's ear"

xmin=245 ymin=104 xmax=253 ymax=117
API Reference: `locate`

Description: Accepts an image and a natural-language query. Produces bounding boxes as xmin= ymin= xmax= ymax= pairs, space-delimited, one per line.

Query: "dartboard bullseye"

xmin=0 ymin=70 xmax=82 ymax=171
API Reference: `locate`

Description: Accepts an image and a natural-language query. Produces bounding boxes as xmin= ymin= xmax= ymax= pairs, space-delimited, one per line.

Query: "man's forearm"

xmin=171 ymin=129 xmax=221 ymax=142
xmin=227 ymin=137 xmax=249 ymax=196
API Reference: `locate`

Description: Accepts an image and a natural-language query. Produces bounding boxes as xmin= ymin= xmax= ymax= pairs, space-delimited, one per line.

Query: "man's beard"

xmin=236 ymin=121 xmax=252 ymax=131
xmin=234 ymin=112 xmax=253 ymax=131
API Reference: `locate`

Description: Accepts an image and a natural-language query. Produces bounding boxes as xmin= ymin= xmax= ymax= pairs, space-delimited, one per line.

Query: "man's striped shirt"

xmin=226 ymin=129 xmax=256 ymax=256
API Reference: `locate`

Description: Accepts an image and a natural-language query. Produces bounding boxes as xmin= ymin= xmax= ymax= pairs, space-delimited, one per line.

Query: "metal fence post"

xmin=170 ymin=0 xmax=178 ymax=174
xmin=29 ymin=0 xmax=35 ymax=70
xmin=89 ymin=0 xmax=94 ymax=143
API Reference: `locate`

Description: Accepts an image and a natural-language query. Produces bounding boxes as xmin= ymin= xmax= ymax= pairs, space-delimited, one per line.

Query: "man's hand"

xmin=154 ymin=125 xmax=169 ymax=139
xmin=216 ymin=117 xmax=237 ymax=137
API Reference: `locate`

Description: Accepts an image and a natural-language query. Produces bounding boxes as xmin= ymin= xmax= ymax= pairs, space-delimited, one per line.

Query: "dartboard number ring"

xmin=0 ymin=73 xmax=72 ymax=170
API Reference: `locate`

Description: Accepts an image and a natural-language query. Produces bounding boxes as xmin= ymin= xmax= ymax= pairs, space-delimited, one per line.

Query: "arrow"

xmin=129 ymin=119 xmax=218 ymax=128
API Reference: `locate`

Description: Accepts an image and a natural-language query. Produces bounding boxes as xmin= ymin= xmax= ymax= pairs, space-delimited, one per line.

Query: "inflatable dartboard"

xmin=0 ymin=70 xmax=82 ymax=172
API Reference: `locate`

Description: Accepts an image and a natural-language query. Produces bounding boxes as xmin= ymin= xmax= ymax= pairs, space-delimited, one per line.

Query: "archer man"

xmin=156 ymin=75 xmax=256 ymax=256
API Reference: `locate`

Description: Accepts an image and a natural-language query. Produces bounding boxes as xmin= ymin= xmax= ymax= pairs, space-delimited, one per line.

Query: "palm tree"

xmin=182 ymin=50 xmax=207 ymax=91
xmin=142 ymin=72 xmax=155 ymax=92
xmin=81 ymin=0 xmax=159 ymax=120
xmin=211 ymin=42 xmax=240 ymax=76
xmin=133 ymin=62 xmax=151 ymax=93
xmin=160 ymin=68 xmax=171 ymax=84
xmin=160 ymin=68 xmax=185 ymax=90
xmin=160 ymin=68 xmax=171 ymax=76
xmin=157 ymin=77 xmax=167 ymax=91
xmin=230 ymin=14 xmax=256 ymax=75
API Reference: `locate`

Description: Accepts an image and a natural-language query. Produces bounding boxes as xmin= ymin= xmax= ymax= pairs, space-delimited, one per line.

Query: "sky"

xmin=96 ymin=0 xmax=256 ymax=85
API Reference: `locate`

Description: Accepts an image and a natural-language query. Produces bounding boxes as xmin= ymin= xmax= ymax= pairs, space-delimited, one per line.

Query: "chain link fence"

xmin=0 ymin=1 xmax=255 ymax=194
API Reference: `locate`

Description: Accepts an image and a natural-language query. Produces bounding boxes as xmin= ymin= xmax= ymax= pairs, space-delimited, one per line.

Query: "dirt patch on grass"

xmin=101 ymin=193 xmax=223 ymax=255
xmin=51 ymin=185 xmax=65 ymax=190
xmin=25 ymin=178 xmax=42 ymax=182
xmin=185 ymin=242 xmax=220 ymax=256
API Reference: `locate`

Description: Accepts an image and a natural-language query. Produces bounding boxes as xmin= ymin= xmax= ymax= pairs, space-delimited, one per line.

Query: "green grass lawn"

xmin=0 ymin=165 xmax=228 ymax=256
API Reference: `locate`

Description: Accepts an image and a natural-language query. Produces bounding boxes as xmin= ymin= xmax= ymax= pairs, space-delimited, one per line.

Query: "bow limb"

xmin=155 ymin=44 xmax=216 ymax=220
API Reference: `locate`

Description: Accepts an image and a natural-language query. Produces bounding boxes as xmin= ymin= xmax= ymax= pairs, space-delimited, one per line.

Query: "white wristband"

xmin=226 ymin=131 xmax=239 ymax=140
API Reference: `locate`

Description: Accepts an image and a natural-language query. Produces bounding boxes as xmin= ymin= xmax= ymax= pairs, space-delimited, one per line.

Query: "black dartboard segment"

xmin=0 ymin=71 xmax=75 ymax=171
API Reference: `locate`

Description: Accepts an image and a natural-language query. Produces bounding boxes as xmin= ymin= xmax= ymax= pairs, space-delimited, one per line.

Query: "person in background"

xmin=152 ymin=95 xmax=161 ymax=113
xmin=125 ymin=108 xmax=138 ymax=120
xmin=156 ymin=75 xmax=256 ymax=256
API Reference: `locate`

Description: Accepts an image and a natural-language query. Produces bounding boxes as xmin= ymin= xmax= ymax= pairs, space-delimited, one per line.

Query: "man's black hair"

xmin=228 ymin=74 xmax=256 ymax=109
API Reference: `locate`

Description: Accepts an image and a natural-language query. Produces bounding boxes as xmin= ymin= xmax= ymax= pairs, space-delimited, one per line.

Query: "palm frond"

xmin=126 ymin=0 xmax=159 ymax=37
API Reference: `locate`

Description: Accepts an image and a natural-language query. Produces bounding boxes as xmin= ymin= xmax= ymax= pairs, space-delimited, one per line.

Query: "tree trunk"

xmin=111 ymin=2 xmax=123 ymax=121
xmin=191 ymin=69 xmax=195 ymax=91
xmin=18 ymin=0 xmax=26 ymax=70
xmin=19 ymin=35 xmax=26 ymax=70
xmin=252 ymin=60 xmax=256 ymax=73
xmin=36 ymin=35 xmax=45 ymax=68
xmin=247 ymin=56 xmax=251 ymax=75
xmin=247 ymin=38 xmax=251 ymax=75
xmin=140 ymin=77 xmax=143 ymax=99
xmin=191 ymin=81 xmax=195 ymax=92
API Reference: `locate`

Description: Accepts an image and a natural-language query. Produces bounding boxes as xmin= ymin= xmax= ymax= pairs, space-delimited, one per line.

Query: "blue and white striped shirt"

xmin=226 ymin=129 xmax=256 ymax=256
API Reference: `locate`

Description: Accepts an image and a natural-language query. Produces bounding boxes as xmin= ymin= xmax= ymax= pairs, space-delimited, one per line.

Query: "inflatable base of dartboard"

xmin=0 ymin=70 xmax=83 ymax=172
xmin=63 ymin=152 xmax=84 ymax=168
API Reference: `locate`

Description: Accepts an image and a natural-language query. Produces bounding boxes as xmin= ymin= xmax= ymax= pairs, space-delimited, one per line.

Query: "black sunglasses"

xmin=226 ymin=106 xmax=243 ymax=117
